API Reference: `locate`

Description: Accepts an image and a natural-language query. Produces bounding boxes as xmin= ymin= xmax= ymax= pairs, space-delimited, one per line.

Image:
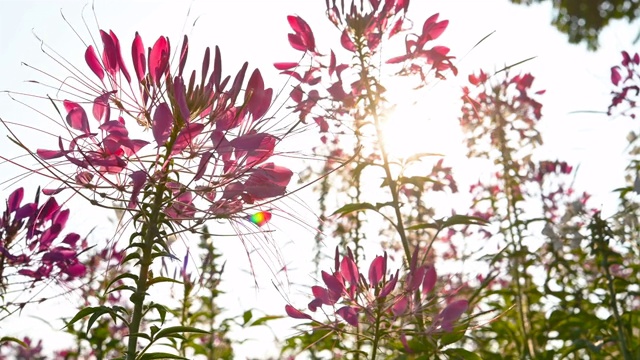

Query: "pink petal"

xmin=85 ymin=45 xmax=104 ymax=81
xmin=131 ymin=32 xmax=146 ymax=83
xmin=194 ymin=151 xmax=213 ymax=181
xmin=173 ymin=76 xmax=191 ymax=122
xmin=149 ymin=36 xmax=170 ymax=86
xmin=63 ymin=101 xmax=90 ymax=134
xmin=128 ymin=170 xmax=147 ymax=209
xmin=287 ymin=33 xmax=306 ymax=52
xmin=287 ymin=15 xmax=316 ymax=52
xmin=340 ymin=255 xmax=359 ymax=285
xmin=212 ymin=46 xmax=222 ymax=91
xmin=379 ymin=270 xmax=399 ymax=298
xmin=285 ymin=305 xmax=313 ymax=320
xmin=109 ymin=31 xmax=131 ymax=83
xmin=314 ymin=116 xmax=329 ymax=133
xmin=368 ymin=255 xmax=386 ymax=288
xmin=308 ymin=298 xmax=323 ymax=312
xmin=422 ymin=265 xmax=437 ymax=294
xmin=244 ymin=163 xmax=293 ymax=199
xmin=321 ymin=270 xmax=344 ymax=299
xmin=7 ymin=187 xmax=24 ymax=213
xmin=329 ymin=50 xmax=336 ymax=76
xmin=229 ymin=62 xmax=248 ymax=103
xmin=62 ymin=233 xmax=81 ymax=247
xmin=179 ymin=35 xmax=189 ymax=77
xmin=311 ymin=286 xmax=331 ymax=306
xmin=230 ymin=133 xmax=277 ymax=166
xmin=37 ymin=149 xmax=65 ymax=159
xmin=392 ymin=295 xmax=409 ymax=317
xmin=41 ymin=188 xmax=65 ymax=196
xmin=340 ymin=29 xmax=356 ymax=52
xmin=152 ymin=102 xmax=173 ymax=145
xmin=64 ymin=263 xmax=87 ymax=278
xmin=274 ymin=62 xmax=298 ymax=70
xmin=336 ymin=306 xmax=359 ymax=327
xmin=422 ymin=14 xmax=448 ymax=42
xmin=246 ymin=70 xmax=273 ymax=120
xmin=611 ymin=66 xmax=622 ymax=86
xmin=92 ymin=93 xmax=111 ymax=123
xmin=386 ymin=54 xmax=410 ymax=64
xmin=407 ymin=265 xmax=426 ymax=292
xmin=100 ymin=30 xmax=119 ymax=75
xmin=173 ymin=123 xmax=205 ymax=154
xmin=439 ymin=299 xmax=468 ymax=332
xmin=221 ymin=182 xmax=245 ymax=200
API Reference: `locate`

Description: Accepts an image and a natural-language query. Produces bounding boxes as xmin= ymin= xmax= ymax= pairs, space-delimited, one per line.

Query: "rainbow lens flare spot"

xmin=248 ymin=211 xmax=272 ymax=226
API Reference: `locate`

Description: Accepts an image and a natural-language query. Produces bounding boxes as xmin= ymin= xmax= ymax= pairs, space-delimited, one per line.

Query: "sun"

xmin=379 ymin=95 xmax=466 ymax=163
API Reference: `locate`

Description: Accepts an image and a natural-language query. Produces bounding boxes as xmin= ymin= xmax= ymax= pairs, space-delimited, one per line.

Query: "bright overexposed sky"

xmin=1 ymin=0 xmax=638 ymax=358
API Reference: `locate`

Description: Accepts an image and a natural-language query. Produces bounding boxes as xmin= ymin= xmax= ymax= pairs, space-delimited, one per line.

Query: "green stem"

xmin=494 ymin=107 xmax=536 ymax=358
xmin=593 ymin=215 xmax=632 ymax=360
xmin=353 ymin=36 xmax=426 ymax=336
xmin=370 ymin=301 xmax=384 ymax=360
xmin=354 ymin=41 xmax=411 ymax=265
xmin=126 ymin=181 xmax=167 ymax=359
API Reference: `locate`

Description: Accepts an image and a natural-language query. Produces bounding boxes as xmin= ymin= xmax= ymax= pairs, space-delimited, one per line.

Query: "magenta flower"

xmin=11 ymin=29 xmax=295 ymax=231
xmin=0 ymin=187 xmax=87 ymax=287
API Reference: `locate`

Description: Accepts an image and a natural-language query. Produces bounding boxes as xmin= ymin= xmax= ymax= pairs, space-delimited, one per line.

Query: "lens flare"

xmin=248 ymin=211 xmax=272 ymax=227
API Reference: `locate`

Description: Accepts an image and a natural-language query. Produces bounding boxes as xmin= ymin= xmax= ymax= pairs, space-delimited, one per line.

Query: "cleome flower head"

xmin=7 ymin=28 xmax=295 ymax=230
xmin=285 ymin=247 xmax=469 ymax=352
xmin=0 ymin=187 xmax=87 ymax=289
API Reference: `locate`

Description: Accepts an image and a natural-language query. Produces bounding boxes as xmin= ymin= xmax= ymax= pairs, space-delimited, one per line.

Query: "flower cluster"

xmin=0 ymin=187 xmax=86 ymax=285
xmin=609 ymin=50 xmax=640 ymax=118
xmin=31 ymin=30 xmax=293 ymax=226
xmin=276 ymin=0 xmax=456 ymax=141
xmin=286 ymin=247 xmax=468 ymax=352
xmin=461 ymin=71 xmax=545 ymax=159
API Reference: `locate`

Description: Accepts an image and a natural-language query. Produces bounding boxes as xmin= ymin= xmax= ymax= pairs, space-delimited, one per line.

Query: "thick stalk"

xmin=126 ymin=182 xmax=167 ymax=359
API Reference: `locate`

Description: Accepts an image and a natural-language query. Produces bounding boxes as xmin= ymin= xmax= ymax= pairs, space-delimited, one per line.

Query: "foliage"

xmin=509 ymin=0 xmax=640 ymax=50
xmin=0 ymin=1 xmax=639 ymax=359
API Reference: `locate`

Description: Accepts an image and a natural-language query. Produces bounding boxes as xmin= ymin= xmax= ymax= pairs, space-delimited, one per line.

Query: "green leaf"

xmin=122 ymin=251 xmax=141 ymax=265
xmin=147 ymin=276 xmax=182 ymax=287
xmin=105 ymin=273 xmax=139 ymax=294
xmin=150 ymin=325 xmax=160 ymax=337
xmin=242 ymin=310 xmax=253 ymax=326
xmin=397 ymin=176 xmax=435 ymax=188
xmin=0 ymin=337 xmax=26 ymax=347
xmin=444 ymin=348 xmax=482 ymax=360
xmin=154 ymin=326 xmax=210 ymax=340
xmin=439 ymin=323 xmax=468 ymax=346
xmin=138 ymin=352 xmax=189 ymax=360
xmin=86 ymin=306 xmax=115 ymax=334
xmin=149 ymin=303 xmax=167 ymax=325
xmin=441 ymin=214 xmax=489 ymax=228
xmin=65 ymin=307 xmax=103 ymax=331
xmin=250 ymin=315 xmax=283 ymax=327
xmin=331 ymin=202 xmax=377 ymax=217
xmin=404 ymin=152 xmax=444 ymax=164
xmin=406 ymin=222 xmax=439 ymax=231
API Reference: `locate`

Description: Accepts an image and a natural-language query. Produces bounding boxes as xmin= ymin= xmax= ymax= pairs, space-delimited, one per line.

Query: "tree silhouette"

xmin=510 ymin=0 xmax=640 ymax=50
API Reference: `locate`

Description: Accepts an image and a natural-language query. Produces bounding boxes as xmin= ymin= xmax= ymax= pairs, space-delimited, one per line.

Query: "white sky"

xmin=0 ymin=0 xmax=638 ymax=358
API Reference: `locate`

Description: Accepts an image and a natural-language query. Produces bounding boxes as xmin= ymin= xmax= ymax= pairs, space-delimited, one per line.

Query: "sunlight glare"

xmin=380 ymin=100 xmax=465 ymax=162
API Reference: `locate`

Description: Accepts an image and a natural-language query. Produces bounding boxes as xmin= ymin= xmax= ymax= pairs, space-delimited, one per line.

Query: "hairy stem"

xmin=126 ymin=181 xmax=167 ymax=359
